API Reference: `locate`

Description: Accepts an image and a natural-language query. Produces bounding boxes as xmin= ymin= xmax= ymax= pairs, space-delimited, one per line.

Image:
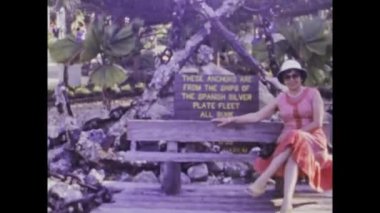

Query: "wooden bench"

xmin=124 ymin=119 xmax=331 ymax=195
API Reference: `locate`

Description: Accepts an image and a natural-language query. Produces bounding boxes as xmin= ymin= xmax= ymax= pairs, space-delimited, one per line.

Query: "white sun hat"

xmin=277 ymin=59 xmax=307 ymax=83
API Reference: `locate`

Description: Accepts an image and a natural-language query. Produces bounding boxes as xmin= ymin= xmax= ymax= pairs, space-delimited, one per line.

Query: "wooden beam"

xmin=116 ymin=151 xmax=258 ymax=162
xmin=127 ymin=120 xmax=283 ymax=142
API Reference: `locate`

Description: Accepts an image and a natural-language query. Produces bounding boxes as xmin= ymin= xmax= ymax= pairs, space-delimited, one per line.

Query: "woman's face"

xmin=283 ymin=70 xmax=302 ymax=91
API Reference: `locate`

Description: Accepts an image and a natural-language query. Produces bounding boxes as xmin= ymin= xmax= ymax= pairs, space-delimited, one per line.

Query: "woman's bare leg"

xmin=250 ymin=148 xmax=292 ymax=191
xmin=281 ymin=156 xmax=299 ymax=212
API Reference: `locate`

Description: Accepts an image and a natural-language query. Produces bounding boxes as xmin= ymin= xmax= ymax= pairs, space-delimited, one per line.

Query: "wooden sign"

xmin=174 ymin=74 xmax=259 ymax=120
xmin=173 ymin=74 xmax=260 ymax=154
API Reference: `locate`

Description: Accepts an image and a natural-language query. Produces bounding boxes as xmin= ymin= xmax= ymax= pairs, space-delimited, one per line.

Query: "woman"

xmin=211 ymin=60 xmax=332 ymax=213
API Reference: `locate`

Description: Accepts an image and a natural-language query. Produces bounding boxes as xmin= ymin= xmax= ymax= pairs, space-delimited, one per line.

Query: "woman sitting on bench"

xmin=212 ymin=59 xmax=332 ymax=213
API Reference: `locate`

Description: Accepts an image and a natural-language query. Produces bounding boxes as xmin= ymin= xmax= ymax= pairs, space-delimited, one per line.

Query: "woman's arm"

xmin=300 ymin=89 xmax=324 ymax=132
xmin=211 ymin=98 xmax=278 ymax=127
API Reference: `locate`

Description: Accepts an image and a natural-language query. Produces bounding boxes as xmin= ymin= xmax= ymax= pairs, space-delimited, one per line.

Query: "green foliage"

xmin=49 ymin=35 xmax=82 ymax=64
xmin=275 ymin=18 xmax=332 ymax=86
xmin=92 ymin=85 xmax=103 ymax=93
xmin=79 ymin=16 xmax=142 ymax=62
xmin=120 ymin=84 xmax=132 ymax=92
xmin=89 ymin=64 xmax=127 ymax=88
xmin=75 ymin=86 xmax=91 ymax=95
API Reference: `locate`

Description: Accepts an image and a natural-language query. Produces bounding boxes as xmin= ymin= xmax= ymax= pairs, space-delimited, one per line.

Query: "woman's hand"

xmin=211 ymin=117 xmax=235 ymax=127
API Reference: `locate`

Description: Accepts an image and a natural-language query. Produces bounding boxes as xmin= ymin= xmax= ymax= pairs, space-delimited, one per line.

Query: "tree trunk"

xmin=102 ymin=88 xmax=112 ymax=111
xmin=63 ymin=89 xmax=73 ymax=117
xmin=64 ymin=7 xmax=72 ymax=36
xmin=63 ymin=65 xmax=69 ymax=88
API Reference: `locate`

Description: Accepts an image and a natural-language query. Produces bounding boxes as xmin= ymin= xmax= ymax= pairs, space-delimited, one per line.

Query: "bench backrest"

xmin=127 ymin=119 xmax=331 ymax=143
xmin=127 ymin=120 xmax=284 ymax=143
xmin=122 ymin=119 xmax=331 ymax=163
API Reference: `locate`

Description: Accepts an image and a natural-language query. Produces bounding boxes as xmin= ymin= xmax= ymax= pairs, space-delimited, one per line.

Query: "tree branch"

xmin=107 ymin=0 xmax=245 ymax=136
xmin=210 ymin=18 xmax=265 ymax=76
xmin=193 ymin=0 xmax=265 ymax=76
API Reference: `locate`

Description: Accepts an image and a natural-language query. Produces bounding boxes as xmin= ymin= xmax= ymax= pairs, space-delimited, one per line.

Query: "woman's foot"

xmin=278 ymin=208 xmax=292 ymax=213
xmin=279 ymin=202 xmax=293 ymax=213
xmin=276 ymin=210 xmax=292 ymax=213
xmin=246 ymin=181 xmax=267 ymax=197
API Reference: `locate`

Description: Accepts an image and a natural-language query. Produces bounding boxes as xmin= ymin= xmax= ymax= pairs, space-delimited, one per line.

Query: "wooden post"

xmin=131 ymin=141 xmax=137 ymax=152
xmin=161 ymin=141 xmax=181 ymax=195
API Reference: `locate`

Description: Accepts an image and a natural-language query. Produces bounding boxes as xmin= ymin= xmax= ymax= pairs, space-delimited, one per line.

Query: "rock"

xmin=73 ymin=104 xmax=109 ymax=127
xmin=131 ymin=161 xmax=159 ymax=170
xmin=249 ymin=146 xmax=261 ymax=155
xmin=48 ymin=125 xmax=64 ymax=138
xmin=223 ymin=162 xmax=250 ymax=178
xmin=49 ymin=182 xmax=83 ymax=203
xmin=181 ymin=172 xmax=191 ymax=184
xmin=101 ymin=135 xmax=116 ymax=151
xmin=181 ymin=162 xmax=198 ymax=172
xmin=48 ymin=178 xmax=59 ymax=191
xmin=187 ymin=163 xmax=208 ymax=181
xmin=119 ymin=173 xmax=133 ymax=182
xmin=114 ymin=151 xmax=128 ymax=162
xmin=159 ymin=172 xmax=191 ymax=185
xmin=133 ymin=171 xmax=159 ymax=183
xmin=49 ymin=158 xmax=71 ymax=174
xmin=65 ymin=116 xmax=80 ymax=131
xmin=84 ymin=169 xmax=105 ymax=186
xmin=207 ymin=162 xmax=224 ymax=174
xmin=145 ymin=97 xmax=174 ymax=119
xmin=48 ymin=146 xmax=66 ymax=163
xmin=107 ymin=122 xmax=126 ymax=137
xmin=48 ymin=102 xmax=109 ymax=130
xmin=72 ymin=169 xmax=86 ymax=183
xmin=211 ymin=144 xmax=221 ymax=153
xmin=231 ymin=177 xmax=246 ymax=185
xmin=87 ymin=129 xmax=106 ymax=144
xmin=222 ymin=177 xmax=232 ymax=184
xmin=68 ymin=129 xmax=82 ymax=145
xmin=75 ymin=131 xmax=103 ymax=162
xmin=196 ymin=45 xmax=214 ymax=65
xmin=206 ymin=175 xmax=220 ymax=185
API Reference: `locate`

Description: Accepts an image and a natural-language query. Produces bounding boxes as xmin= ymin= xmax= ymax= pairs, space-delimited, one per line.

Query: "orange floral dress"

xmin=253 ymin=87 xmax=332 ymax=192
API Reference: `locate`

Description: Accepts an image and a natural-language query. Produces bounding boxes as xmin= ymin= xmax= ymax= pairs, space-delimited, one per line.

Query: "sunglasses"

xmin=283 ymin=73 xmax=300 ymax=80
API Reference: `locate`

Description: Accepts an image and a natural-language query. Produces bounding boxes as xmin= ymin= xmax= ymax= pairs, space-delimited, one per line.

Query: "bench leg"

xmin=274 ymin=177 xmax=284 ymax=198
xmin=162 ymin=141 xmax=181 ymax=195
